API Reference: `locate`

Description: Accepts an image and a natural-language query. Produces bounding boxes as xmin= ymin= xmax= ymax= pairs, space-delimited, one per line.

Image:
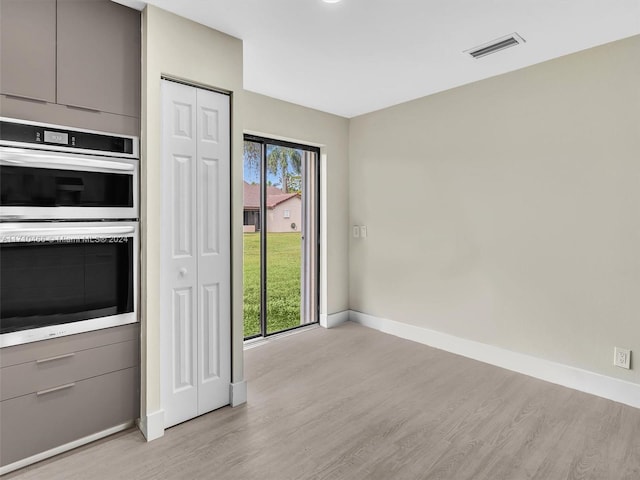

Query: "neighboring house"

xmin=243 ymin=181 xmax=301 ymax=233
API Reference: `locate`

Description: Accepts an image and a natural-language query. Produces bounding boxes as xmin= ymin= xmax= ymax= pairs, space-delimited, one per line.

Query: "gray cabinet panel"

xmin=56 ymin=0 xmax=141 ymax=118
xmin=0 ymin=95 xmax=141 ymax=137
xmin=0 ymin=324 xmax=139 ymax=368
xmin=1 ymin=340 xmax=138 ymax=401
xmin=0 ymin=367 xmax=139 ymax=467
xmin=0 ymin=0 xmax=56 ymax=102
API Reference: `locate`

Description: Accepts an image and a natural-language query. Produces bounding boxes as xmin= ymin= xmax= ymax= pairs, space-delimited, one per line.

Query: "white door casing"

xmin=160 ymin=80 xmax=231 ymax=428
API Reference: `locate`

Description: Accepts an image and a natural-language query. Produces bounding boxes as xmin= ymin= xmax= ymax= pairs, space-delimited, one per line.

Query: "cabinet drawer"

xmin=0 ymin=324 xmax=139 ymax=368
xmin=0 ymin=366 xmax=139 ymax=467
xmin=0 ymin=339 xmax=138 ymax=401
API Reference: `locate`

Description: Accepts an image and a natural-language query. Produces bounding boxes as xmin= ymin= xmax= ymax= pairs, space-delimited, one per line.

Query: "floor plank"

xmin=5 ymin=322 xmax=640 ymax=480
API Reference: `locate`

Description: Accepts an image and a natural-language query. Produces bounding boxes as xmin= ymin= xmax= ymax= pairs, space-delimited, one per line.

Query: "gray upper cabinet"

xmin=57 ymin=0 xmax=141 ymax=118
xmin=0 ymin=0 xmax=57 ymax=103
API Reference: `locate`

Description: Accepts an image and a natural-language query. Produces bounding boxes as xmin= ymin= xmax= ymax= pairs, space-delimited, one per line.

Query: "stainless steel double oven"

xmin=0 ymin=118 xmax=139 ymax=347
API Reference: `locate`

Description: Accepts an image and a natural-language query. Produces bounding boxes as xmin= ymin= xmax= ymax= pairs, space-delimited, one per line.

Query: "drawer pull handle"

xmin=5 ymin=94 xmax=48 ymax=104
xmin=36 ymin=383 xmax=76 ymax=396
xmin=65 ymin=104 xmax=101 ymax=113
xmin=36 ymin=353 xmax=76 ymax=364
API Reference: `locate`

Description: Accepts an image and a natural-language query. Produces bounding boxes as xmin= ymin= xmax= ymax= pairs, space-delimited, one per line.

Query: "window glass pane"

xmin=243 ymin=140 xmax=262 ymax=338
xmin=265 ymin=144 xmax=302 ymax=334
xmin=243 ymin=138 xmax=318 ymax=339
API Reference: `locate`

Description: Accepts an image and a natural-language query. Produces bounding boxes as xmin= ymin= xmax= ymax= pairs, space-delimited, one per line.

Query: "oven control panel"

xmin=0 ymin=118 xmax=138 ymax=158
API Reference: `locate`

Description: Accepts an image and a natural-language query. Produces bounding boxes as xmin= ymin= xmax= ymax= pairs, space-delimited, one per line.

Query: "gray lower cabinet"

xmin=0 ymin=340 xmax=138 ymax=402
xmin=0 ymin=324 xmax=140 ymax=470
xmin=57 ymin=0 xmax=141 ymax=118
xmin=0 ymin=0 xmax=57 ymax=103
xmin=0 ymin=367 xmax=138 ymax=467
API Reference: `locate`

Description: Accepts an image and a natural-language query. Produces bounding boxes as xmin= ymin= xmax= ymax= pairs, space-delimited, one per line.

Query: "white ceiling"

xmin=117 ymin=0 xmax=640 ymax=118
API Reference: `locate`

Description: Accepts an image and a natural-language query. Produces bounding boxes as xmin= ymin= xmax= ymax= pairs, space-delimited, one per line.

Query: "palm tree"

xmin=267 ymin=146 xmax=301 ymax=193
xmin=243 ymin=141 xmax=261 ymax=178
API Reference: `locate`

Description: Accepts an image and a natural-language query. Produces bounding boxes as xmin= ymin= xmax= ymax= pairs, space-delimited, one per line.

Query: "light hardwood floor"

xmin=5 ymin=322 xmax=640 ymax=479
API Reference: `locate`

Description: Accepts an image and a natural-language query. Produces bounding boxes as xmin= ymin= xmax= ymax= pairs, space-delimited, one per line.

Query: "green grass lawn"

xmin=243 ymin=232 xmax=301 ymax=337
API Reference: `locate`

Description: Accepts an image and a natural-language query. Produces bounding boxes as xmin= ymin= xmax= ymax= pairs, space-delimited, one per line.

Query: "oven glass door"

xmin=0 ymin=223 xmax=138 ymax=346
xmin=0 ymin=148 xmax=138 ymax=220
xmin=1 ymin=165 xmax=133 ymax=207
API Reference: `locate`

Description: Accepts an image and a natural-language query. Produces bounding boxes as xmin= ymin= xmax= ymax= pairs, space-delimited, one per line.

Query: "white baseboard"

xmin=230 ymin=380 xmax=247 ymax=407
xmin=138 ymin=409 xmax=165 ymax=441
xmin=0 ymin=421 xmax=134 ymax=476
xmin=349 ymin=310 xmax=640 ymax=409
xmin=320 ymin=310 xmax=349 ymax=329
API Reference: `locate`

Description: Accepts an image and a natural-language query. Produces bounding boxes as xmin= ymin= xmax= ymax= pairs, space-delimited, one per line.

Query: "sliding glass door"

xmin=243 ymin=136 xmax=319 ymax=338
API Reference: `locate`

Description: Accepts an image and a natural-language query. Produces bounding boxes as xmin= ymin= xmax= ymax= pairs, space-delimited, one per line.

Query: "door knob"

xmin=179 ymin=267 xmax=187 ymax=277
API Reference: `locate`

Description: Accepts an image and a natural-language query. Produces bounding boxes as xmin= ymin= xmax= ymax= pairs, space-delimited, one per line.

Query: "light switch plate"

xmin=360 ymin=226 xmax=367 ymax=238
xmin=353 ymin=226 xmax=360 ymax=238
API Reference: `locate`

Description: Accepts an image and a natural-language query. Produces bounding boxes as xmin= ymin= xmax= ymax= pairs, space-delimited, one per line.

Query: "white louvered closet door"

xmin=161 ymin=80 xmax=231 ymax=428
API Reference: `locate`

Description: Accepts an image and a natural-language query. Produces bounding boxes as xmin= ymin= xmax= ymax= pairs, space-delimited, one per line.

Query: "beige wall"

xmin=244 ymin=91 xmax=350 ymax=317
xmin=141 ymin=5 xmax=245 ymax=427
xmin=141 ymin=6 xmax=638 ymax=426
xmin=349 ymin=35 xmax=640 ymax=385
xmin=268 ymin=197 xmax=302 ymax=233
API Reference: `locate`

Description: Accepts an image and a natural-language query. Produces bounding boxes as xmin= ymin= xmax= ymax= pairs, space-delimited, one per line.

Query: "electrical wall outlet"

xmin=360 ymin=226 xmax=367 ymax=238
xmin=614 ymin=347 xmax=631 ymax=369
xmin=353 ymin=226 xmax=360 ymax=238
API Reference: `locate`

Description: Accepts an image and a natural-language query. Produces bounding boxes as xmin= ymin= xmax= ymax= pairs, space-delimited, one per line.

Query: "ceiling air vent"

xmin=465 ymin=33 xmax=525 ymax=59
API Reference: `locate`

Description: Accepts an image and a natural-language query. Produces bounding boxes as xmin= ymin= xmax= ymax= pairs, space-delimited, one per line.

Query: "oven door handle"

xmin=1 ymin=225 xmax=136 ymax=237
xmin=0 ymin=151 xmax=135 ymax=172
